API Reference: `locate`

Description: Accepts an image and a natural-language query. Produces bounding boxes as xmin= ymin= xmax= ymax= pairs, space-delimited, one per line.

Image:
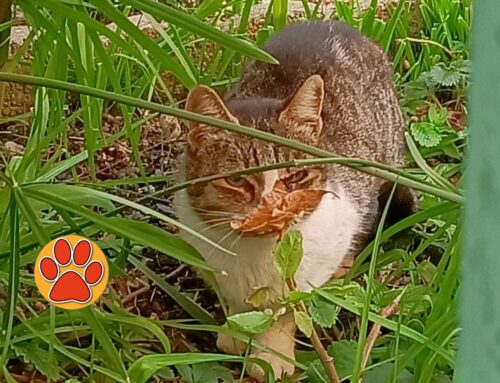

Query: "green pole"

xmin=0 ymin=0 xmax=11 ymax=68
xmin=459 ymin=1 xmax=500 ymax=382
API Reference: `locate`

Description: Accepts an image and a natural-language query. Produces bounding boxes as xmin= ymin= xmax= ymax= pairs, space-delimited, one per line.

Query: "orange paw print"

xmin=35 ymin=235 xmax=108 ymax=309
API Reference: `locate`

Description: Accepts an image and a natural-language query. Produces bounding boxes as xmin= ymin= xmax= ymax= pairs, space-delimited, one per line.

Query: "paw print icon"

xmin=35 ymin=235 xmax=109 ymax=309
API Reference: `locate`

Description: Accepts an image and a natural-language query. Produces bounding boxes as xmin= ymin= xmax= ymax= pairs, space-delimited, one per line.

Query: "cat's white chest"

xmin=293 ymin=188 xmax=360 ymax=290
xmin=174 ymin=185 xmax=360 ymax=309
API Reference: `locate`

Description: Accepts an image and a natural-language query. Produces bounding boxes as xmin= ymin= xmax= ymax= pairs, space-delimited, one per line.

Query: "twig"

xmin=396 ymin=37 xmax=454 ymax=59
xmin=360 ymin=291 xmax=404 ymax=372
xmin=308 ymin=318 xmax=341 ymax=383
xmin=288 ymin=280 xmax=341 ymax=383
xmin=121 ymin=284 xmax=150 ymax=305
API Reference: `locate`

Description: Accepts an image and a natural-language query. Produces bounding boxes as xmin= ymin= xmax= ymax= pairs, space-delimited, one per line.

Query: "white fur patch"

xmin=262 ymin=170 xmax=279 ymax=197
xmin=293 ymin=186 xmax=360 ymax=291
xmin=173 ymin=183 xmax=360 ymax=311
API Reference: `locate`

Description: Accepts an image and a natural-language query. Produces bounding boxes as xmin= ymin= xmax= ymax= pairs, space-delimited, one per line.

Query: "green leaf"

xmin=22 ymin=186 xmax=212 ymax=271
xmin=308 ymin=296 xmax=337 ymax=328
xmin=87 ymin=0 xmax=196 ymax=88
xmin=0 ymin=197 xmax=20 ymax=367
xmin=80 ymin=307 xmax=128 ymax=380
xmin=129 ymin=256 xmax=216 ymax=324
xmin=428 ymin=104 xmax=448 ymax=126
xmin=364 ymin=363 xmax=414 ymax=383
xmin=227 ymin=311 xmax=274 ymax=335
xmin=12 ymin=342 xmax=61 ymax=381
xmin=273 ymin=230 xmax=303 ymax=280
xmin=428 ymin=65 xmax=461 ymax=87
xmin=128 ymin=353 xmax=275 ymax=383
xmin=293 ymin=309 xmax=313 ymax=337
xmin=288 ymin=291 xmax=314 ymax=303
xmin=327 ymin=340 xmax=363 ymax=378
xmin=120 ymin=0 xmax=278 ymax=65
xmin=410 ymin=122 xmax=442 ymax=148
xmin=178 ymin=362 xmax=234 ymax=383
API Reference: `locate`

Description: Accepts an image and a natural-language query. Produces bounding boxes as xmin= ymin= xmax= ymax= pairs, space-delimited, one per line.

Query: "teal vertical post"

xmin=459 ymin=1 xmax=500 ymax=382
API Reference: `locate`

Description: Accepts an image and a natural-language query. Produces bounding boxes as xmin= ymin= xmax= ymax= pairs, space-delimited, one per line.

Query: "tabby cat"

xmin=174 ymin=20 xmax=415 ymax=381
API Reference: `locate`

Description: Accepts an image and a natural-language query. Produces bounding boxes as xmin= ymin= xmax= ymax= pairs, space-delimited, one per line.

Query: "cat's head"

xmin=182 ymin=75 xmax=329 ymax=235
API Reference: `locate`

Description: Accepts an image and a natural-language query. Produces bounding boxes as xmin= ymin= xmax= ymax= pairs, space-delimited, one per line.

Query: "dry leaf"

xmin=231 ymin=189 xmax=329 ymax=236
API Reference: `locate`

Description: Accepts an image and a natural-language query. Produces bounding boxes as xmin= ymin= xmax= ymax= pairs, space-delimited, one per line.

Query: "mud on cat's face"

xmin=183 ymin=75 xmax=329 ymax=235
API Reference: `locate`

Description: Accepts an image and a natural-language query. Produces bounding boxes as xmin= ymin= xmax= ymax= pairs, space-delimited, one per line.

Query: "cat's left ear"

xmin=279 ymin=75 xmax=324 ymax=140
xmin=185 ymin=85 xmax=239 ymax=150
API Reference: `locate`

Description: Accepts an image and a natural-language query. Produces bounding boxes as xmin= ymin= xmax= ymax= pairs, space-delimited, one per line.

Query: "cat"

xmin=174 ymin=20 xmax=415 ymax=381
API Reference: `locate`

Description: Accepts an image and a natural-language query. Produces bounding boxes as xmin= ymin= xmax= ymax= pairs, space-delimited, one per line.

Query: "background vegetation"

xmin=0 ymin=0 xmax=470 ymax=382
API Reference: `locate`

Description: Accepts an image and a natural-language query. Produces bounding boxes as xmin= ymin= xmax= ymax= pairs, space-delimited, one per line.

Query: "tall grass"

xmin=0 ymin=0 xmax=469 ymax=382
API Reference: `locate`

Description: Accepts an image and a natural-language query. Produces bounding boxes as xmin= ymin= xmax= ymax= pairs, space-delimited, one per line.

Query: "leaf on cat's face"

xmin=185 ymin=85 xmax=239 ymax=149
xmin=279 ymin=74 xmax=324 ymax=143
xmin=231 ymin=188 xmax=328 ymax=236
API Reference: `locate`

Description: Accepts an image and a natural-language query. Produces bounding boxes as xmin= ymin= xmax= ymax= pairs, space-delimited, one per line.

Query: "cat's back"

xmin=231 ymin=21 xmax=392 ymax=100
xmin=229 ymin=21 xmax=405 ymax=167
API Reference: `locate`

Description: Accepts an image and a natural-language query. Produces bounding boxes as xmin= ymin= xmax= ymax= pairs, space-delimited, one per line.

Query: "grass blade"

xmin=0 ymin=72 xmax=463 ymax=203
xmin=120 ymin=0 xmax=278 ymax=65
xmin=129 ymin=255 xmax=216 ymax=324
xmin=80 ymin=307 xmax=129 ymax=380
xmin=0 ymin=196 xmax=20 ymax=367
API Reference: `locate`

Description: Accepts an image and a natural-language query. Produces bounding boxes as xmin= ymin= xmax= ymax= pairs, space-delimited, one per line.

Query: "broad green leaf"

xmin=428 ymin=104 xmax=448 ymax=126
xmin=328 ymin=340 xmax=362 ymax=378
xmin=364 ymin=363 xmax=414 ymax=383
xmin=288 ymin=291 xmax=314 ymax=303
xmin=410 ymin=122 xmax=442 ymax=148
xmin=178 ymin=362 xmax=234 ymax=383
xmin=308 ymin=296 xmax=337 ymax=328
xmin=273 ymin=230 xmax=303 ymax=280
xmin=227 ymin=311 xmax=274 ymax=335
xmin=316 ymin=290 xmax=455 ymax=364
xmin=12 ymin=342 xmax=61 ymax=381
xmin=128 ymin=353 xmax=275 ymax=383
xmin=293 ymin=309 xmax=313 ymax=337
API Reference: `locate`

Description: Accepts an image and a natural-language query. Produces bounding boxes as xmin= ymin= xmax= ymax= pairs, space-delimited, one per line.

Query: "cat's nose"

xmin=230 ymin=219 xmax=243 ymax=231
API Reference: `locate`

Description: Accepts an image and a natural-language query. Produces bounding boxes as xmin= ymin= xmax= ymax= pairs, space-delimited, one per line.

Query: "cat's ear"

xmin=279 ymin=75 xmax=324 ymax=140
xmin=185 ymin=85 xmax=239 ymax=149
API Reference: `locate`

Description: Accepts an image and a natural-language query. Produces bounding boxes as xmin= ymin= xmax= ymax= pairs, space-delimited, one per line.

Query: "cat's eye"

xmin=225 ymin=176 xmax=248 ymax=187
xmin=285 ymin=170 xmax=308 ymax=185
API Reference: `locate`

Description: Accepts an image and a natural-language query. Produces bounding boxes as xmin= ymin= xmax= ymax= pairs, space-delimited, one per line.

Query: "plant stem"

xmin=309 ymin=320 xmax=341 ymax=383
xmin=287 ymin=279 xmax=341 ymax=383
xmin=0 ymin=72 xmax=463 ymax=204
xmin=361 ymin=291 xmax=403 ymax=373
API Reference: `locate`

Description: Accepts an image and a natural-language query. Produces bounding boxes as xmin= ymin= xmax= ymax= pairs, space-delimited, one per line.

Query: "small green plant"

xmin=410 ymin=104 xmax=454 ymax=148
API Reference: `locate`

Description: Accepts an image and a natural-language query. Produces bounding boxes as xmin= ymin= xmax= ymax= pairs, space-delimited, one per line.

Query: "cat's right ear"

xmin=185 ymin=85 xmax=239 ymax=149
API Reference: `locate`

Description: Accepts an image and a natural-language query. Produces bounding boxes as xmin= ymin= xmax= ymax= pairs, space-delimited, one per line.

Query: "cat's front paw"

xmin=248 ymin=352 xmax=295 ymax=382
xmin=216 ymin=333 xmax=246 ymax=355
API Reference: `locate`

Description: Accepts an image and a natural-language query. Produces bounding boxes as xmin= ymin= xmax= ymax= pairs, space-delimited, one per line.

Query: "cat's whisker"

xmin=229 ymin=231 xmax=244 ymax=252
xmin=198 ymin=220 xmax=232 ymax=234
xmin=198 ymin=217 xmax=233 ymax=225
xmin=174 ymin=202 xmax=236 ymax=217
xmin=208 ymin=228 xmax=235 ymax=258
